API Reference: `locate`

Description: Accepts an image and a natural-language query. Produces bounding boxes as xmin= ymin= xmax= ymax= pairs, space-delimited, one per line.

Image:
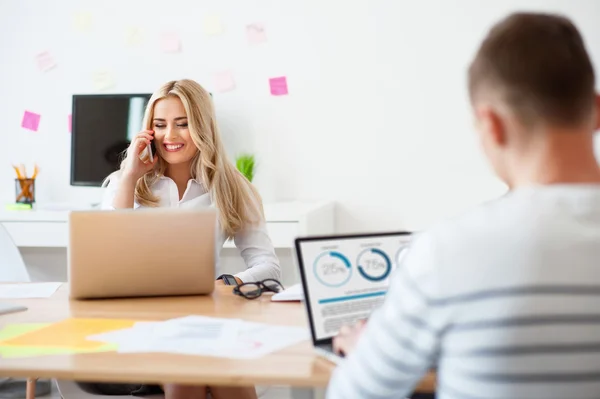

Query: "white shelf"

xmin=0 ymin=201 xmax=335 ymax=249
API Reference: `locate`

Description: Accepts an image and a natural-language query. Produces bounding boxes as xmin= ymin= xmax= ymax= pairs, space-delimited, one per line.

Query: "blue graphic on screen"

xmin=313 ymin=251 xmax=352 ymax=287
xmin=356 ymin=248 xmax=392 ymax=282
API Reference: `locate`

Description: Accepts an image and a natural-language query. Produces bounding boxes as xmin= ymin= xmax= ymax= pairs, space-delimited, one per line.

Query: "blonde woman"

xmin=99 ymin=79 xmax=280 ymax=399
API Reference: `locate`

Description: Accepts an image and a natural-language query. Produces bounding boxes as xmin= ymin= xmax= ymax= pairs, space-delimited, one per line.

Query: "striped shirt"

xmin=326 ymin=185 xmax=600 ymax=399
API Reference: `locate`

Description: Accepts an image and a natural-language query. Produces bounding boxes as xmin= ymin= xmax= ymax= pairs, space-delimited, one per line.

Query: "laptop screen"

xmin=296 ymin=232 xmax=412 ymax=342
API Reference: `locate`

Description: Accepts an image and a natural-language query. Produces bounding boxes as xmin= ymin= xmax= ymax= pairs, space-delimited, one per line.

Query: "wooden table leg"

xmin=26 ymin=378 xmax=36 ymax=399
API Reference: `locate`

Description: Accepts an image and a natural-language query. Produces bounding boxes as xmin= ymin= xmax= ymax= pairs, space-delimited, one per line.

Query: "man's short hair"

xmin=468 ymin=12 xmax=596 ymax=127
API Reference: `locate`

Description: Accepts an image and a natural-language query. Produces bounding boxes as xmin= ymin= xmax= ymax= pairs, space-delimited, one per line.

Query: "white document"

xmin=232 ymin=322 xmax=308 ymax=359
xmin=0 ymin=283 xmax=62 ymax=298
xmin=90 ymin=316 xmax=243 ymax=356
xmin=86 ymin=315 xmax=308 ymax=359
xmin=271 ymin=283 xmax=303 ymax=302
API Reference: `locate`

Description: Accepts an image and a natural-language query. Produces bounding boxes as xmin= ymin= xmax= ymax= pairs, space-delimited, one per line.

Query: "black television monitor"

xmin=70 ymin=93 xmax=152 ymax=186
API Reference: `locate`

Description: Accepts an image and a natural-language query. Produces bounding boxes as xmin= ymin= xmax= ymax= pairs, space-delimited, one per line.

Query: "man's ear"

xmin=475 ymin=106 xmax=506 ymax=147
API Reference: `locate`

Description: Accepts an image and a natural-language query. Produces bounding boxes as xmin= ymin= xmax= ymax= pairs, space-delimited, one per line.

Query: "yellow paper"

xmin=0 ymin=323 xmax=48 ymax=341
xmin=92 ymin=70 xmax=116 ymax=91
xmin=1 ymin=318 xmax=137 ymax=350
xmin=0 ymin=343 xmax=117 ymax=358
xmin=203 ymin=15 xmax=223 ymax=36
xmin=73 ymin=12 xmax=92 ymax=32
xmin=126 ymin=26 xmax=144 ymax=46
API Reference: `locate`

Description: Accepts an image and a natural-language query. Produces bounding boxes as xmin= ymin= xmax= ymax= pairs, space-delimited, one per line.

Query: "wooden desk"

xmin=0 ymin=285 xmax=435 ymax=392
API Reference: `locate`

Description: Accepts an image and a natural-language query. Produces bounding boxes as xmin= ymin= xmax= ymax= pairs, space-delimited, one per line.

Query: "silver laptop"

xmin=295 ymin=231 xmax=412 ymax=363
xmin=68 ymin=208 xmax=217 ymax=299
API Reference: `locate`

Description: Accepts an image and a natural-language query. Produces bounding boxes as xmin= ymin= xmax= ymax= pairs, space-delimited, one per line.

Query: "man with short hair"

xmin=327 ymin=12 xmax=600 ymax=399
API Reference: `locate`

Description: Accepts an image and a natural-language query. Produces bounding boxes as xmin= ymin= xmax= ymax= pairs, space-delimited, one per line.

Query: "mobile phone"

xmin=140 ymin=141 xmax=155 ymax=163
xmin=147 ymin=141 xmax=155 ymax=162
xmin=218 ymin=274 xmax=239 ymax=286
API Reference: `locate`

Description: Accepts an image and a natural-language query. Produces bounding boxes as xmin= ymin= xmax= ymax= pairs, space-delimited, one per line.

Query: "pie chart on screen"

xmin=313 ymin=251 xmax=352 ymax=287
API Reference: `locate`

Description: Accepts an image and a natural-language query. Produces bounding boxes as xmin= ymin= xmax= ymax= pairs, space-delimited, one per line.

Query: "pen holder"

xmin=15 ymin=178 xmax=35 ymax=204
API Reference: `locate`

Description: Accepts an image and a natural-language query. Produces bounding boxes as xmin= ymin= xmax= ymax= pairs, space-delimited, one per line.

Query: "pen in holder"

xmin=15 ymin=178 xmax=35 ymax=204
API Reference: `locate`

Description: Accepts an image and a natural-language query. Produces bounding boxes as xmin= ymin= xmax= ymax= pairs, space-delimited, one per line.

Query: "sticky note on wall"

xmin=126 ymin=27 xmax=144 ymax=46
xmin=92 ymin=70 xmax=115 ymax=91
xmin=160 ymin=32 xmax=181 ymax=53
xmin=246 ymin=23 xmax=267 ymax=44
xmin=269 ymin=77 xmax=288 ymax=96
xmin=203 ymin=15 xmax=223 ymax=36
xmin=35 ymin=52 xmax=56 ymax=72
xmin=22 ymin=111 xmax=41 ymax=132
xmin=73 ymin=12 xmax=92 ymax=32
xmin=214 ymin=71 xmax=235 ymax=93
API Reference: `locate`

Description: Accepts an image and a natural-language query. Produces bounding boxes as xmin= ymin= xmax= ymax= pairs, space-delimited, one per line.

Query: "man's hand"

xmin=332 ymin=319 xmax=368 ymax=357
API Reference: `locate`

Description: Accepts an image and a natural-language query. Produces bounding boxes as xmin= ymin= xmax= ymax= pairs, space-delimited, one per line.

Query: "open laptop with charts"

xmin=68 ymin=208 xmax=217 ymax=299
xmin=295 ymin=231 xmax=412 ymax=364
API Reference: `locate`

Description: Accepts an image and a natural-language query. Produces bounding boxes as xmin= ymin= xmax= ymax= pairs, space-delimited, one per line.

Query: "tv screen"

xmin=70 ymin=94 xmax=151 ymax=186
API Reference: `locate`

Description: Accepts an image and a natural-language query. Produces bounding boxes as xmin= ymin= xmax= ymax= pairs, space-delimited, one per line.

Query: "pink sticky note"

xmin=36 ymin=51 xmax=56 ymax=72
xmin=160 ymin=32 xmax=181 ymax=53
xmin=246 ymin=23 xmax=267 ymax=44
xmin=22 ymin=111 xmax=41 ymax=132
xmin=68 ymin=114 xmax=72 ymax=133
xmin=214 ymin=71 xmax=235 ymax=93
xmin=269 ymin=76 xmax=288 ymax=96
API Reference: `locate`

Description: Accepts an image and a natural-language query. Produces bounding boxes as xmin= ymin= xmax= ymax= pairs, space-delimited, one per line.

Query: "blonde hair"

xmin=112 ymin=79 xmax=264 ymax=237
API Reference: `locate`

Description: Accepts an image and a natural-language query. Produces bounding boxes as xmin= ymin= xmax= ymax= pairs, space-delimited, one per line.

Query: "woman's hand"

xmin=332 ymin=319 xmax=368 ymax=357
xmin=122 ymin=130 xmax=157 ymax=182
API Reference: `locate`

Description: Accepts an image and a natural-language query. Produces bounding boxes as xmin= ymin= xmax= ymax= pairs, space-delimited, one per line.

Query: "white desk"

xmin=0 ymin=201 xmax=335 ymax=249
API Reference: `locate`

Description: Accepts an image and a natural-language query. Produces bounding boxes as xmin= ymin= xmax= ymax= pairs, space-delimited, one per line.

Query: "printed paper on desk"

xmin=36 ymin=51 xmax=56 ymax=72
xmin=92 ymin=70 xmax=115 ymax=91
xmin=271 ymin=283 xmax=303 ymax=302
xmin=160 ymin=32 xmax=181 ymax=53
xmin=226 ymin=322 xmax=308 ymax=359
xmin=214 ymin=71 xmax=235 ymax=93
xmin=2 ymin=318 xmax=138 ymax=350
xmin=115 ymin=316 xmax=243 ymax=355
xmin=246 ymin=23 xmax=267 ymax=44
xmin=269 ymin=76 xmax=288 ymax=96
xmin=0 ymin=283 xmax=61 ymax=298
xmin=203 ymin=15 xmax=223 ymax=36
xmin=21 ymin=111 xmax=41 ymax=132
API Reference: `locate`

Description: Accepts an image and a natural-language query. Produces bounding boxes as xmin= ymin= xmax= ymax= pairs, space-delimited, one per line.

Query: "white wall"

xmin=1 ymin=0 xmax=599 ymax=234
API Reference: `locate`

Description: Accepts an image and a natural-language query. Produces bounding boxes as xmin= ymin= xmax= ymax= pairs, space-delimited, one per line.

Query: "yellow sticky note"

xmin=203 ymin=15 xmax=223 ymax=36
xmin=1 ymin=318 xmax=137 ymax=350
xmin=126 ymin=27 xmax=144 ymax=46
xmin=0 ymin=323 xmax=48 ymax=341
xmin=92 ymin=70 xmax=116 ymax=91
xmin=0 ymin=343 xmax=117 ymax=358
xmin=73 ymin=12 xmax=92 ymax=32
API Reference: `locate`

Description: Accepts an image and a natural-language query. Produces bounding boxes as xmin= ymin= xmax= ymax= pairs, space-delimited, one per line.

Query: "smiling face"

xmin=151 ymin=96 xmax=198 ymax=166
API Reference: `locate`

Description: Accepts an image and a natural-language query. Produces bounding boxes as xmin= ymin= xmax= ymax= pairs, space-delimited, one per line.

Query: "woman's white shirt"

xmin=100 ymin=172 xmax=281 ymax=283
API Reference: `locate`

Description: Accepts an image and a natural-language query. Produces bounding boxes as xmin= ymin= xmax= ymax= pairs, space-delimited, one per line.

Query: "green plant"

xmin=236 ymin=154 xmax=256 ymax=182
